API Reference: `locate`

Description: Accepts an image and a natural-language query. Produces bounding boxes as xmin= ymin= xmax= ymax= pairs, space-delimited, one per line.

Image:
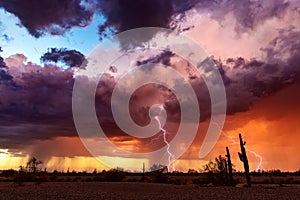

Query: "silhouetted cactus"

xmin=238 ymin=133 xmax=251 ymax=187
xmin=224 ymin=159 xmax=228 ymax=184
xmin=142 ymin=162 xmax=145 ymax=181
xmin=226 ymin=146 xmax=233 ymax=185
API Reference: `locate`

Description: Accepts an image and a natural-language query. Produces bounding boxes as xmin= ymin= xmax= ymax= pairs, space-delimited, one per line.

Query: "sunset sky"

xmin=0 ymin=0 xmax=299 ymax=173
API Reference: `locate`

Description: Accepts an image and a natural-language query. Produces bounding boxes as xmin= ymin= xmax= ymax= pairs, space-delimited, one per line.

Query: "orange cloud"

xmin=202 ymin=81 xmax=300 ymax=172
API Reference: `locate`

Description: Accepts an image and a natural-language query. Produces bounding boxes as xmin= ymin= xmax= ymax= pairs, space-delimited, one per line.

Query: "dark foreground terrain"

xmin=0 ymin=182 xmax=299 ymax=200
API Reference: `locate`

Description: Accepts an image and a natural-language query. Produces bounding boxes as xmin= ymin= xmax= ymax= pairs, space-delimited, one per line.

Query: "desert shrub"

xmin=92 ymin=169 xmax=98 ymax=175
xmin=202 ymin=155 xmax=232 ymax=185
xmin=1 ymin=169 xmax=18 ymax=177
xmin=268 ymin=169 xmax=283 ymax=176
xmin=50 ymin=174 xmax=58 ymax=182
xmin=187 ymin=169 xmax=198 ymax=174
xmin=151 ymin=170 xmax=168 ymax=183
xmin=13 ymin=172 xmax=34 ymax=186
xmin=149 ymin=164 xmax=168 ymax=183
xmin=77 ymin=171 xmax=88 ymax=176
xmin=93 ymin=169 xmax=126 ymax=182
xmin=13 ymin=172 xmax=48 ymax=186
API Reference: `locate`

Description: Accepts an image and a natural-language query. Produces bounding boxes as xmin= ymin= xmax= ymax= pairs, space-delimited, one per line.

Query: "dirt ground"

xmin=0 ymin=182 xmax=299 ymax=200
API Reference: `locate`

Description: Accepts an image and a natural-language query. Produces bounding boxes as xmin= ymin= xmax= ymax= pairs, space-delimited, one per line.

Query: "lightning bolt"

xmin=212 ymin=122 xmax=263 ymax=172
xmin=155 ymin=116 xmax=175 ymax=172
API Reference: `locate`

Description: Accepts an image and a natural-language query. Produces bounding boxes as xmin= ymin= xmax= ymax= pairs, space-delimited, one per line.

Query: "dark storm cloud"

xmin=98 ymin=0 xmax=172 ymax=30
xmin=0 ymin=55 xmax=76 ymax=148
xmin=0 ymin=0 xmax=94 ymax=37
xmin=97 ymin=0 xmax=291 ymax=40
xmin=0 ymin=54 xmax=117 ymax=153
xmin=217 ymin=58 xmax=298 ymax=115
xmin=95 ymin=0 xmax=200 ymax=50
xmin=0 ymin=0 xmax=299 ymax=158
xmin=1 ymin=35 xmax=300 ymax=156
xmin=97 ymin=0 xmax=173 ymax=40
xmin=0 ymin=0 xmax=291 ymax=42
xmin=0 ymin=0 xmax=194 ymax=39
xmin=41 ymin=48 xmax=85 ymax=68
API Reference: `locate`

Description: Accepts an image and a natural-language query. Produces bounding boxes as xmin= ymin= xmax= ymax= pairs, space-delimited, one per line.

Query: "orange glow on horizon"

xmin=1 ymin=84 xmax=299 ymax=172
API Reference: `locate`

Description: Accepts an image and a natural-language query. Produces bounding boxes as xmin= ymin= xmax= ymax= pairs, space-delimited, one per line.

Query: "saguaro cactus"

xmin=142 ymin=162 xmax=145 ymax=181
xmin=238 ymin=133 xmax=251 ymax=187
xmin=226 ymin=146 xmax=233 ymax=185
xmin=224 ymin=159 xmax=228 ymax=185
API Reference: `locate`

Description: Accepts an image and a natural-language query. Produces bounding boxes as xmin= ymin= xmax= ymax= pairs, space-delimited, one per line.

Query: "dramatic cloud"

xmin=0 ymin=0 xmax=192 ymax=39
xmin=97 ymin=0 xmax=193 ymax=39
xmin=0 ymin=0 xmax=300 ymax=171
xmin=0 ymin=0 xmax=94 ymax=37
xmin=0 ymin=54 xmax=75 ymax=148
xmin=96 ymin=0 xmax=293 ymax=50
xmin=3 ymin=21 xmax=300 ymax=155
xmin=0 ymin=0 xmax=292 ymax=42
xmin=41 ymin=48 xmax=85 ymax=68
xmin=97 ymin=0 xmax=291 ymax=37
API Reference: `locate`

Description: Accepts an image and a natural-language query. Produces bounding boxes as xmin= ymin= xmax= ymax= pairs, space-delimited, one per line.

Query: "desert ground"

xmin=0 ymin=182 xmax=299 ymax=200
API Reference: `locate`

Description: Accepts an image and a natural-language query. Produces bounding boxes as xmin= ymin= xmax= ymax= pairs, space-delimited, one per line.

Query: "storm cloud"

xmin=0 ymin=0 xmax=94 ymax=37
xmin=1 ymin=21 xmax=300 ymax=154
xmin=41 ymin=48 xmax=85 ymax=68
xmin=0 ymin=54 xmax=75 ymax=147
xmin=0 ymin=0 xmax=292 ymax=40
xmin=0 ymin=0 xmax=300 ymax=165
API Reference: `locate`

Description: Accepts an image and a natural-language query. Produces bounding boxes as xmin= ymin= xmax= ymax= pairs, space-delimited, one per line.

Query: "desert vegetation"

xmin=0 ymin=134 xmax=299 ymax=199
xmin=1 ymin=157 xmax=299 ymax=186
xmin=0 ymin=167 xmax=299 ymax=200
